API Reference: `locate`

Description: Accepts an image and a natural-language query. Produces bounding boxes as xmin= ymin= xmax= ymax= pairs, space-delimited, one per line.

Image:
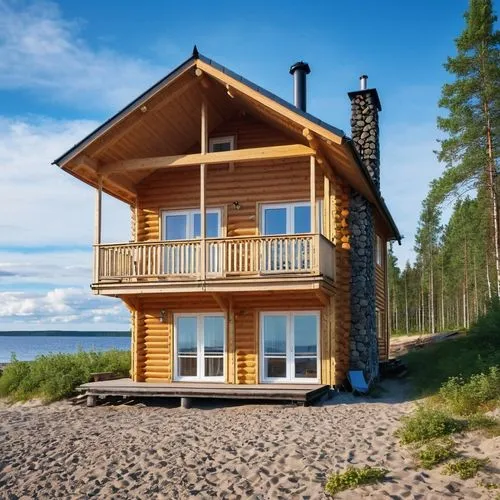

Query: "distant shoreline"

xmin=0 ymin=331 xmax=130 ymax=337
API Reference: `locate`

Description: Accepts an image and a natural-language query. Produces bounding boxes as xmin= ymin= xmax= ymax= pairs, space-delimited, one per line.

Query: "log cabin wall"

xmin=331 ymin=176 xmax=351 ymax=385
xmin=375 ymin=219 xmax=389 ymax=361
xmin=128 ymin=290 xmax=331 ymax=384
xmin=134 ymin=114 xmax=324 ymax=241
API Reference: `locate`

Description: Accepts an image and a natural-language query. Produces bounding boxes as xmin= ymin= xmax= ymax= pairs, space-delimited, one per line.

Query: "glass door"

xmin=260 ymin=312 xmax=319 ymax=383
xmin=162 ymin=209 xmax=222 ymax=275
xmin=175 ymin=313 xmax=225 ymax=381
xmin=260 ymin=202 xmax=315 ymax=272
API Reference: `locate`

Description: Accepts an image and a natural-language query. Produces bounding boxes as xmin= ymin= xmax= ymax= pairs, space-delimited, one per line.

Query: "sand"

xmin=0 ymin=381 xmax=498 ymax=499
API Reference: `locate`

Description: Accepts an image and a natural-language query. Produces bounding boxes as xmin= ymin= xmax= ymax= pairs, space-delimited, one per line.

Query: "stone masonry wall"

xmin=348 ymin=192 xmax=378 ymax=380
xmin=350 ymin=92 xmax=380 ymax=193
xmin=348 ymin=87 xmax=381 ymax=382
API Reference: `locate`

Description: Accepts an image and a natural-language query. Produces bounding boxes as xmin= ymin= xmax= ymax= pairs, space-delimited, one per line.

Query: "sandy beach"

xmin=0 ymin=382 xmax=498 ymax=499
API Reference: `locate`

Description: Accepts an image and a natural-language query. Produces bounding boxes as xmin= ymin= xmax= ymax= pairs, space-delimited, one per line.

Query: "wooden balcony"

xmin=93 ymin=234 xmax=335 ymax=295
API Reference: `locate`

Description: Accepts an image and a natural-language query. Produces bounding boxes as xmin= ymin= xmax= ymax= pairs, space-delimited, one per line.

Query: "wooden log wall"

xmin=134 ymin=114 xmax=324 ymax=241
xmin=331 ymin=176 xmax=351 ymax=385
xmin=375 ymin=230 xmax=389 ymax=361
xmin=128 ymin=290 xmax=329 ymax=384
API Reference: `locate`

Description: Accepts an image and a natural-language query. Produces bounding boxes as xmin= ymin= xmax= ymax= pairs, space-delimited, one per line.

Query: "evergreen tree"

xmin=433 ymin=0 xmax=500 ymax=294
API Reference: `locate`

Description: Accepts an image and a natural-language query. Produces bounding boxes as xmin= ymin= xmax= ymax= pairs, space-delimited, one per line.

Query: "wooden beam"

xmin=303 ymin=128 xmax=335 ymax=182
xmin=100 ymin=144 xmax=315 ymax=174
xmin=310 ymin=156 xmax=317 ymax=234
xmin=94 ymin=176 xmax=102 ymax=284
xmin=212 ymin=293 xmax=228 ymax=312
xmin=196 ymin=60 xmax=343 ymax=145
xmin=200 ymin=100 xmax=207 ymax=280
xmin=315 ymin=289 xmax=330 ymax=307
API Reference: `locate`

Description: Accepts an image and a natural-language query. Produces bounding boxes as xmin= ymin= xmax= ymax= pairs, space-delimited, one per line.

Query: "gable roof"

xmin=53 ymin=48 xmax=400 ymax=242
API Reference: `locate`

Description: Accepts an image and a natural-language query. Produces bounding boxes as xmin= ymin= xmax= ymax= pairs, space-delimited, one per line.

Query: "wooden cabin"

xmin=54 ymin=49 xmax=400 ymax=392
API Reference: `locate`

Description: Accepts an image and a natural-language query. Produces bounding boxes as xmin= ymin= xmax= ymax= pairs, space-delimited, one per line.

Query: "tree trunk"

xmin=405 ymin=274 xmax=409 ymax=335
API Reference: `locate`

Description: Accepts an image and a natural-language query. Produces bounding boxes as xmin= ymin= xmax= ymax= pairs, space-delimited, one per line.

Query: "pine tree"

xmin=433 ymin=0 xmax=500 ymax=294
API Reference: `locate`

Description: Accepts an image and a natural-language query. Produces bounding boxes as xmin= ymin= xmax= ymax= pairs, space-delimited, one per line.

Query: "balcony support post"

xmin=94 ymin=175 xmax=103 ymax=284
xmin=200 ymin=99 xmax=208 ymax=280
xmin=310 ymin=155 xmax=318 ymax=272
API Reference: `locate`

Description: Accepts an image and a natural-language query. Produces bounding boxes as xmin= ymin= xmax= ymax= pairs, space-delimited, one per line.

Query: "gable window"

xmin=375 ymin=234 xmax=384 ymax=266
xmin=208 ymin=136 xmax=235 ymax=153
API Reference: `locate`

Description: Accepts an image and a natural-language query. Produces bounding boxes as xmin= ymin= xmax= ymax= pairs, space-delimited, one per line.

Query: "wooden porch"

xmin=78 ymin=378 xmax=330 ymax=407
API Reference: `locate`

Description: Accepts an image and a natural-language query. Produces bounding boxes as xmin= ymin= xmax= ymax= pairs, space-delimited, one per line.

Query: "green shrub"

xmin=397 ymin=406 xmax=465 ymax=444
xmin=0 ymin=350 xmax=130 ymax=402
xmin=443 ymin=457 xmax=489 ymax=480
xmin=466 ymin=414 xmax=500 ymax=436
xmin=402 ymin=303 xmax=500 ymax=398
xmin=324 ymin=466 xmax=388 ymax=496
xmin=416 ymin=438 xmax=456 ymax=468
xmin=438 ymin=367 xmax=500 ymax=415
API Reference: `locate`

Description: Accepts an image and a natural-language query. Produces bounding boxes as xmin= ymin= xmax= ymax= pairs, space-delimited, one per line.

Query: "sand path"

xmin=0 ymin=382 xmax=498 ymax=499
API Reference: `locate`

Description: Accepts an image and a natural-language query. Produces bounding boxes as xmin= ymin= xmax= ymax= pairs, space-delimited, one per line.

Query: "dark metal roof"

xmin=52 ymin=49 xmax=400 ymax=242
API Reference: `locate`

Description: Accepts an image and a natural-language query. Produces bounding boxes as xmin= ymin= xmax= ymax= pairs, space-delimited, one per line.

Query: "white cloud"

xmin=0 ymin=0 xmax=165 ymax=110
xmin=0 ymin=288 xmax=128 ymax=329
xmin=0 ymin=117 xmax=130 ymax=247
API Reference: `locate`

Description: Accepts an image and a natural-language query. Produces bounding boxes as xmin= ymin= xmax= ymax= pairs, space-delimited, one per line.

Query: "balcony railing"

xmin=95 ymin=234 xmax=335 ymax=282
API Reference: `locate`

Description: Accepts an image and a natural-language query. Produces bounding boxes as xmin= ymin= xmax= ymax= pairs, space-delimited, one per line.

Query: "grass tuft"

xmin=397 ymin=406 xmax=465 ymax=444
xmin=0 ymin=350 xmax=130 ymax=402
xmin=324 ymin=466 xmax=388 ymax=496
xmin=416 ymin=438 xmax=456 ymax=468
xmin=443 ymin=457 xmax=489 ymax=480
xmin=439 ymin=367 xmax=500 ymax=415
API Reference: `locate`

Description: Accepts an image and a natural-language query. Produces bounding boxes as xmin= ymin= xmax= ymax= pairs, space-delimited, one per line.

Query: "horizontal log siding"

xmin=135 ymin=115 xmax=323 ymax=241
xmin=375 ymin=233 xmax=389 ymax=361
xmin=127 ymin=290 xmax=329 ymax=384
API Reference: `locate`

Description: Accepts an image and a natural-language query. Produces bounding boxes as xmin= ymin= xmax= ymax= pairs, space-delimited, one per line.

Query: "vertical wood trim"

xmin=167 ymin=310 xmax=174 ymax=382
xmin=228 ymin=298 xmax=235 ymax=384
xmin=254 ymin=310 xmax=259 ymax=385
xmin=131 ymin=308 xmax=137 ymax=381
xmin=94 ymin=176 xmax=103 ymax=283
xmin=323 ymin=175 xmax=330 ymax=239
xmin=310 ymin=156 xmax=316 ymax=234
xmin=200 ymin=100 xmax=208 ymax=279
xmin=329 ymin=295 xmax=336 ymax=385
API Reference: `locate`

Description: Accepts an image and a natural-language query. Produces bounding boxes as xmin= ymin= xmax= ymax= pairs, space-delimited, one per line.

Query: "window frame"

xmin=375 ymin=234 xmax=384 ymax=266
xmin=161 ymin=208 xmax=222 ymax=240
xmin=259 ymin=201 xmax=323 ymax=235
xmin=208 ymin=135 xmax=235 ymax=153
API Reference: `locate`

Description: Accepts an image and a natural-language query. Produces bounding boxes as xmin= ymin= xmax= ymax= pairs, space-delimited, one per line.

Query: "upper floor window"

xmin=260 ymin=201 xmax=322 ymax=235
xmin=209 ymin=136 xmax=235 ymax=153
xmin=162 ymin=208 xmax=222 ymax=240
xmin=375 ymin=234 xmax=384 ymax=266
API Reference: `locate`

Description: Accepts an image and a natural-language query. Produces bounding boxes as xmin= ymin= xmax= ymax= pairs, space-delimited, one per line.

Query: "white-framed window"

xmin=260 ymin=201 xmax=322 ymax=235
xmin=376 ymin=308 xmax=383 ymax=340
xmin=208 ymin=135 xmax=235 ymax=153
xmin=174 ymin=313 xmax=225 ymax=381
xmin=260 ymin=311 xmax=320 ymax=383
xmin=375 ymin=234 xmax=384 ymax=266
xmin=162 ymin=208 xmax=222 ymax=240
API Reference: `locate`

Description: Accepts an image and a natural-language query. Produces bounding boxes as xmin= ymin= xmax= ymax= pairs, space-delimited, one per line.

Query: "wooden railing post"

xmin=94 ymin=175 xmax=103 ymax=284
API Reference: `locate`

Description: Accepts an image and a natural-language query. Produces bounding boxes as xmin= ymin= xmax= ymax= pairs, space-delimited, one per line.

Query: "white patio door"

xmin=162 ymin=209 xmax=222 ymax=274
xmin=260 ymin=312 xmax=320 ymax=383
xmin=260 ymin=202 xmax=320 ymax=272
xmin=174 ymin=313 xmax=225 ymax=381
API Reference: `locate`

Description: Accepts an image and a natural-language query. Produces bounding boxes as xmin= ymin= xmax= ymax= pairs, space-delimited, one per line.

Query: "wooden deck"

xmin=78 ymin=379 xmax=330 ymax=406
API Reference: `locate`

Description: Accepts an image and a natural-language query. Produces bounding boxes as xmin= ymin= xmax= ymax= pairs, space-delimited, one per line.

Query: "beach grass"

xmin=0 ymin=350 xmax=130 ymax=402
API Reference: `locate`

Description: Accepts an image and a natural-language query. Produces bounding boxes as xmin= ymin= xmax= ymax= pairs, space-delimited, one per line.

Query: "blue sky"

xmin=0 ymin=0 xmax=469 ymax=329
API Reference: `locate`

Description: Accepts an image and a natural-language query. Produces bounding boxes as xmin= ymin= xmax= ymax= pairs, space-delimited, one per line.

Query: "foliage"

xmin=443 ymin=457 xmax=489 ymax=480
xmin=416 ymin=438 xmax=457 ymax=468
xmin=439 ymin=366 xmax=500 ymax=415
xmin=0 ymin=350 xmax=130 ymax=402
xmin=402 ymin=302 xmax=500 ymax=397
xmin=466 ymin=413 xmax=500 ymax=436
xmin=397 ymin=406 xmax=465 ymax=444
xmin=388 ymin=0 xmax=500 ymax=337
xmin=324 ymin=466 xmax=388 ymax=496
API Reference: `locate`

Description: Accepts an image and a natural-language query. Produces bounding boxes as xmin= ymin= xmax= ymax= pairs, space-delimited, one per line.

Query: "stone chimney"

xmin=348 ymin=76 xmax=382 ymax=192
xmin=346 ymin=75 xmax=382 ymax=383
